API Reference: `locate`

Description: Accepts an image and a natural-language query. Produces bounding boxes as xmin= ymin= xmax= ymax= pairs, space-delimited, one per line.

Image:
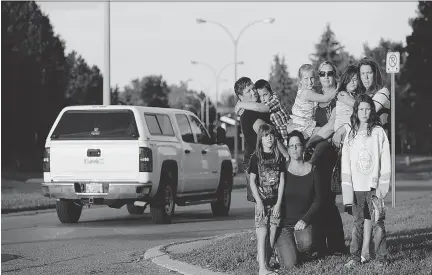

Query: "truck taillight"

xmin=43 ymin=148 xmax=50 ymax=172
xmin=139 ymin=147 xmax=152 ymax=172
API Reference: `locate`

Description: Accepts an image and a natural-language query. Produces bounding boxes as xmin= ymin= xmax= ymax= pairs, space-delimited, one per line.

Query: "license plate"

xmin=86 ymin=183 xmax=103 ymax=193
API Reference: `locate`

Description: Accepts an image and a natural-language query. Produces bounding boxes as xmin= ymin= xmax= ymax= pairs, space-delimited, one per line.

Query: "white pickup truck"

xmin=41 ymin=105 xmax=233 ymax=224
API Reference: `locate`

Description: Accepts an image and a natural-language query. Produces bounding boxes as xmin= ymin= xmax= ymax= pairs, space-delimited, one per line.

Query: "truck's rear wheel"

xmin=211 ymin=167 xmax=232 ymax=216
xmin=151 ymin=172 xmax=175 ymax=224
xmin=56 ymin=200 xmax=82 ymax=223
xmin=127 ymin=204 xmax=144 ymax=215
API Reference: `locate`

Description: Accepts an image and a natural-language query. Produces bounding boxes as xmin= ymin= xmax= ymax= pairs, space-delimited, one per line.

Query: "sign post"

xmin=386 ymin=51 xmax=400 ymax=208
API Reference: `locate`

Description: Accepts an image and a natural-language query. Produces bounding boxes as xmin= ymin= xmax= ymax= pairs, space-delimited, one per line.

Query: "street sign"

xmin=386 ymin=52 xmax=400 ymax=73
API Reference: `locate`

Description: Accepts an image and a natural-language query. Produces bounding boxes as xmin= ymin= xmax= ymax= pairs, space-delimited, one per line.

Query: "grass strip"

xmin=1 ymin=178 xmax=56 ymax=214
xmin=1 ymin=192 xmax=56 ymax=214
xmin=171 ymin=194 xmax=432 ymax=275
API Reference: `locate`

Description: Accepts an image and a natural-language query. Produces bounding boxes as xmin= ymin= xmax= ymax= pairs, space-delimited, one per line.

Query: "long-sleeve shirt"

xmin=341 ymin=124 xmax=391 ymax=198
xmin=283 ymin=167 xmax=322 ymax=226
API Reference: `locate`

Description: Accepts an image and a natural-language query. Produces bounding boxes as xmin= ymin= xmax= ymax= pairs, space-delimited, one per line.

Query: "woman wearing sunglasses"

xmin=287 ymin=64 xmax=337 ymax=140
xmin=302 ymin=61 xmax=346 ymax=257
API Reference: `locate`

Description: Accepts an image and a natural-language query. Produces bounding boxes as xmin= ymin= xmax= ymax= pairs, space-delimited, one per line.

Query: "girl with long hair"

xmin=248 ymin=124 xmax=286 ymax=275
xmin=341 ymin=94 xmax=391 ymax=268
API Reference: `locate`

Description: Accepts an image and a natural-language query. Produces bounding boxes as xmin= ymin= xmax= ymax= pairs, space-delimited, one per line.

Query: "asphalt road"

xmin=1 ymin=184 xmax=256 ymax=275
xmin=2 ymin=176 xmax=431 ymax=275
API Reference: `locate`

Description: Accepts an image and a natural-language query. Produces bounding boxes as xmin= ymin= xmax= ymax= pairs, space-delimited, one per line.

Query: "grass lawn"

xmin=171 ymin=194 xmax=432 ymax=275
xmin=1 ymin=178 xmax=56 ymax=213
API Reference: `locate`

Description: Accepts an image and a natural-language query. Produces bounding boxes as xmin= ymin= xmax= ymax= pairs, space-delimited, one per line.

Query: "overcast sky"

xmin=38 ymin=1 xmax=418 ymax=103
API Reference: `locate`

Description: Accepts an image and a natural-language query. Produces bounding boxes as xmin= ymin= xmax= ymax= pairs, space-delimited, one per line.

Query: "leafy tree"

xmin=65 ymin=51 xmax=103 ymax=105
xmin=404 ymin=1 xmax=432 ymax=153
xmin=2 ymin=1 xmax=68 ymax=171
xmin=121 ymin=75 xmax=171 ymax=107
xmin=111 ymin=85 xmax=121 ymax=105
xmin=120 ymin=79 xmax=143 ymax=105
xmin=268 ymin=54 xmax=297 ymax=112
xmin=168 ymin=82 xmax=190 ymax=109
xmin=310 ymin=24 xmax=358 ymax=85
xmin=140 ymin=75 xmax=170 ymax=107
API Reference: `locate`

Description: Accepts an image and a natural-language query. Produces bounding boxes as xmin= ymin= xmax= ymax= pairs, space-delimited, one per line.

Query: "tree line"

xmin=2 ymin=1 xmax=430 ymax=172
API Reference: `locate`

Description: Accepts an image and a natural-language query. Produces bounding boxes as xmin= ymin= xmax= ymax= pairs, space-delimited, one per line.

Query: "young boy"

xmin=235 ymin=79 xmax=290 ymax=159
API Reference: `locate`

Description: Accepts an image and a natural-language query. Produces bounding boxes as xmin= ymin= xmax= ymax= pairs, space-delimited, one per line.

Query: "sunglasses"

xmin=319 ymin=71 xmax=336 ymax=77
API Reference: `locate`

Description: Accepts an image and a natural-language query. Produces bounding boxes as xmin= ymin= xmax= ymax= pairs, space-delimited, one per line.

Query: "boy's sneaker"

xmin=344 ymin=259 xmax=361 ymax=268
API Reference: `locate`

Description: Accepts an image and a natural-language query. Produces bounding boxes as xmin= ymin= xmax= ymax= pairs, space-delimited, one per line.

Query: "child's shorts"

xmin=255 ymin=204 xmax=281 ymax=228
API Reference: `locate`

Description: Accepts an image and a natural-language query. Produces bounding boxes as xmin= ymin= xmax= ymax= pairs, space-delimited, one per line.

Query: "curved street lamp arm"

xmin=236 ymin=19 xmax=269 ymax=44
xmin=204 ymin=20 xmax=236 ymax=45
xmin=199 ymin=62 xmax=218 ymax=78
xmin=217 ymin=62 xmax=242 ymax=79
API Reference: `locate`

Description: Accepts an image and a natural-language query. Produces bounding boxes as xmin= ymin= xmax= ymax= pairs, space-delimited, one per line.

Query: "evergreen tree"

xmin=269 ymin=54 xmax=297 ymax=112
xmin=65 ymin=51 xmax=103 ymax=105
xmin=310 ymin=24 xmax=357 ymax=86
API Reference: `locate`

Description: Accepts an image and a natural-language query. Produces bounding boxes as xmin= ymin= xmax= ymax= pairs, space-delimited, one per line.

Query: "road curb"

xmin=144 ymin=231 xmax=250 ymax=275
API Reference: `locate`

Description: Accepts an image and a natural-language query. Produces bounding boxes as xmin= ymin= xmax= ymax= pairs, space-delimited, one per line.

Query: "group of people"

xmin=234 ymin=57 xmax=392 ymax=275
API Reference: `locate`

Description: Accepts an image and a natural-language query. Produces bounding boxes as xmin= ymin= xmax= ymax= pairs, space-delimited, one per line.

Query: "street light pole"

xmin=196 ymin=18 xmax=275 ymax=162
xmin=103 ymin=1 xmax=111 ymax=105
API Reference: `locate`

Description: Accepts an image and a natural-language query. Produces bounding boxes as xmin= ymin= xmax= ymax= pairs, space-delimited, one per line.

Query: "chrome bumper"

xmin=41 ymin=182 xmax=153 ymax=200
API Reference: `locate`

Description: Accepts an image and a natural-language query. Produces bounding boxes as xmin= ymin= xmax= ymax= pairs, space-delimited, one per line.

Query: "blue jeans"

xmin=275 ymin=225 xmax=313 ymax=270
xmin=351 ymin=190 xmax=387 ymax=262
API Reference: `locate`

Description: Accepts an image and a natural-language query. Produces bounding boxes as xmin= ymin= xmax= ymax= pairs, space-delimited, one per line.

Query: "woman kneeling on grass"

xmin=248 ymin=124 xmax=286 ymax=275
xmin=274 ymin=130 xmax=322 ymax=271
xmin=342 ymin=94 xmax=391 ymax=268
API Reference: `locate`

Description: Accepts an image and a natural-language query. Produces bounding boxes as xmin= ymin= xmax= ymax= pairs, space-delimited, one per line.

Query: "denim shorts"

xmin=255 ymin=204 xmax=281 ymax=228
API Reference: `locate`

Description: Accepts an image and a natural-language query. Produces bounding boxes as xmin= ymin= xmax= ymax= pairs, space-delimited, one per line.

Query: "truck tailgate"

xmin=47 ymin=109 xmax=141 ymax=182
xmin=50 ymin=140 xmax=139 ymax=182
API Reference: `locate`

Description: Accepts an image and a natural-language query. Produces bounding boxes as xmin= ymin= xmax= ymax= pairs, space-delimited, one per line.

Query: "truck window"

xmin=51 ymin=110 xmax=139 ymax=140
xmin=144 ymin=114 xmax=175 ymax=136
xmin=175 ymin=114 xmax=194 ymax=143
xmin=189 ymin=116 xmax=212 ymax=145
